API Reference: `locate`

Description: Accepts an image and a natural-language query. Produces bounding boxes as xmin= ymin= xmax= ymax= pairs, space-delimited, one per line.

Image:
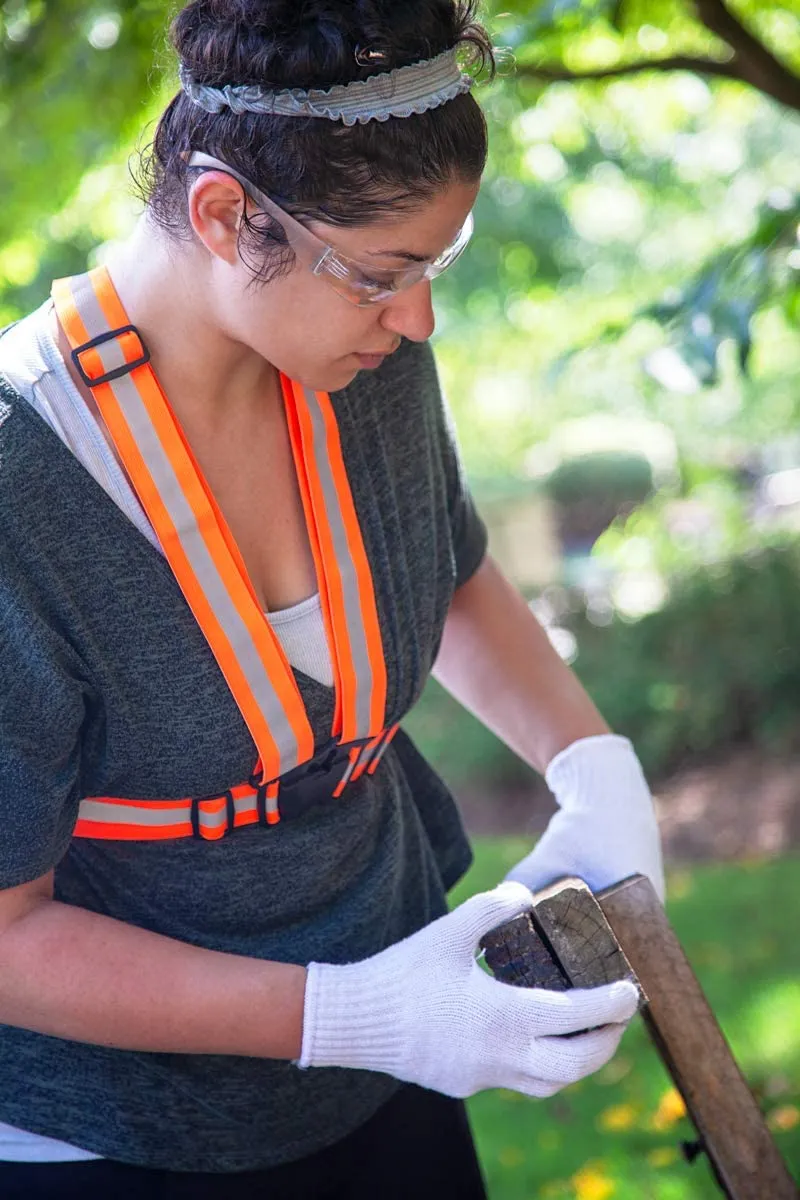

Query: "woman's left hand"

xmin=505 ymin=734 xmax=666 ymax=903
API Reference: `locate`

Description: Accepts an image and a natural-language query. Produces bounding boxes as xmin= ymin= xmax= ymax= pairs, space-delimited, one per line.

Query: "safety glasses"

xmin=188 ymin=151 xmax=473 ymax=307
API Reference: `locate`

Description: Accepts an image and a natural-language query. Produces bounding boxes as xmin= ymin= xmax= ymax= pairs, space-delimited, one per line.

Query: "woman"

xmin=0 ymin=1 xmax=663 ymax=1196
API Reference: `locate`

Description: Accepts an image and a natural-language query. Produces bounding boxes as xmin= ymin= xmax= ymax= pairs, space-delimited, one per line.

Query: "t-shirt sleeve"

xmin=0 ymin=565 xmax=85 ymax=887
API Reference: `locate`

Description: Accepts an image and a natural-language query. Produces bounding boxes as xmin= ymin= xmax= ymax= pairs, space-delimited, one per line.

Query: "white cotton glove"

xmin=299 ymin=881 xmax=639 ymax=1099
xmin=506 ymin=734 xmax=665 ymax=903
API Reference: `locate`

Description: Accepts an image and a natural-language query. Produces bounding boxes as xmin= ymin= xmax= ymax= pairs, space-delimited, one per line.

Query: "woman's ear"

xmin=187 ymin=172 xmax=245 ymax=265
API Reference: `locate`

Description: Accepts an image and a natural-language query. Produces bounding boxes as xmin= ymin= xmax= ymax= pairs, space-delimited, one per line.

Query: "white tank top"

xmin=0 ymin=301 xmax=335 ymax=1161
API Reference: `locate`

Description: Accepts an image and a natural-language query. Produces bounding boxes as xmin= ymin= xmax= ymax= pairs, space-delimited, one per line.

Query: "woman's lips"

xmin=356 ymin=353 xmax=388 ymax=369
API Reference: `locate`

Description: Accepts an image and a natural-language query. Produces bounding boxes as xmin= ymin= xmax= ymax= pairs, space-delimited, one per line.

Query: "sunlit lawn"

xmin=454 ymin=841 xmax=800 ymax=1199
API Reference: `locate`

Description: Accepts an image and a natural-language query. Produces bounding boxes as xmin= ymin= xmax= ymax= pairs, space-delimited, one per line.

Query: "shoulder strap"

xmin=52 ymin=267 xmax=388 ymax=807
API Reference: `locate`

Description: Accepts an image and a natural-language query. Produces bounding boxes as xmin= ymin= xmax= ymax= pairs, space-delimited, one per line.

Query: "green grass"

xmin=453 ymin=841 xmax=800 ymax=1199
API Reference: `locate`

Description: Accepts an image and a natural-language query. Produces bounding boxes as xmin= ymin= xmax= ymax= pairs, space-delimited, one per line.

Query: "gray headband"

xmin=179 ymin=49 xmax=473 ymax=126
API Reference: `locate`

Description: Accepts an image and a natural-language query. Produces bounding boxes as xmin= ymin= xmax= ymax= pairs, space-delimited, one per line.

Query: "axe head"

xmin=480 ymin=876 xmax=646 ymax=1006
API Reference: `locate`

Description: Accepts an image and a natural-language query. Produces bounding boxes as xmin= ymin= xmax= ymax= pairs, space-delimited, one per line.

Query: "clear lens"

xmin=322 ymin=272 xmax=402 ymax=308
xmin=427 ymin=211 xmax=474 ymax=276
xmin=318 ymin=212 xmax=474 ymax=306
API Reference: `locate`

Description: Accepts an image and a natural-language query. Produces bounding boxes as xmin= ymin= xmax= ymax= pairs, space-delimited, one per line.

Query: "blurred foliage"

xmin=572 ymin=536 xmax=800 ymax=776
xmin=408 ymin=528 xmax=800 ymax=786
xmin=434 ymin=60 xmax=800 ymax=472
xmin=0 ymin=1 xmax=169 ymax=246
xmin=500 ymin=0 xmax=800 ymax=107
xmin=593 ymin=472 xmax=756 ymax=580
xmin=0 ymin=0 xmax=172 ymax=325
xmin=433 ymin=3 xmax=800 ymax=480
xmin=544 ymin=450 xmax=654 ymax=548
xmin=458 ymin=842 xmax=800 ymax=1198
xmin=545 ymin=451 xmax=653 ymax=508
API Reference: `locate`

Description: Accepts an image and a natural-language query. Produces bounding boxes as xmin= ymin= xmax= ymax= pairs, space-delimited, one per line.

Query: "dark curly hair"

xmin=137 ymin=0 xmax=494 ymax=282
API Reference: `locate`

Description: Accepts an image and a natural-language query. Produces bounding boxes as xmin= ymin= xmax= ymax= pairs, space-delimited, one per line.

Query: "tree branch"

xmin=693 ymin=0 xmax=800 ymax=111
xmin=514 ymin=55 xmax=742 ymax=86
xmin=514 ymin=1 xmax=800 ymax=114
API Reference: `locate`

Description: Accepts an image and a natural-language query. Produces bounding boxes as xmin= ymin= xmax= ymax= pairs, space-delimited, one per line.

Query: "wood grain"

xmin=598 ymin=874 xmax=797 ymax=1199
xmin=480 ymin=877 xmax=641 ymax=997
xmin=481 ymin=874 xmax=797 ymax=1197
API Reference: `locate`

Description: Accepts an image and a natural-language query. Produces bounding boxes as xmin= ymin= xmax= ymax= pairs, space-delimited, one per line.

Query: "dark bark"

xmin=514 ymin=0 xmax=800 ymax=114
xmin=514 ymin=54 xmax=740 ymax=86
xmin=693 ymin=0 xmax=800 ymax=111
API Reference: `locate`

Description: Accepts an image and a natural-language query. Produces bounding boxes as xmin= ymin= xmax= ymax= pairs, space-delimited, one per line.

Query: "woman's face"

xmin=192 ymin=174 xmax=480 ymax=393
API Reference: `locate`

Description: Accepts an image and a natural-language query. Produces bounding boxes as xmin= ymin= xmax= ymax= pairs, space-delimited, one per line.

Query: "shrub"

xmin=544 ymin=452 xmax=655 ymax=551
xmin=407 ymin=537 xmax=800 ymax=790
xmin=571 ymin=538 xmax=800 ymax=777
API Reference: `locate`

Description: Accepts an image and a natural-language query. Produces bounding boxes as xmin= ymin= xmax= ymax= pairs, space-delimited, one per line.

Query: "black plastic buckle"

xmin=72 ymin=325 xmax=151 ymax=388
xmin=247 ymin=737 xmax=372 ymax=825
xmin=285 ymin=737 xmax=372 ymax=812
xmin=190 ymin=789 xmax=236 ymax=839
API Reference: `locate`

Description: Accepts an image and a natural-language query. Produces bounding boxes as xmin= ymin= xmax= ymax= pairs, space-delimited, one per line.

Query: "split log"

xmin=481 ymin=874 xmax=797 ymax=1199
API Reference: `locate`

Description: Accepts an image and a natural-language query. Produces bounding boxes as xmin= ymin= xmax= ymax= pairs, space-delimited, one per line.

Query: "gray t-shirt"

xmin=0 ymin=335 xmax=487 ymax=1172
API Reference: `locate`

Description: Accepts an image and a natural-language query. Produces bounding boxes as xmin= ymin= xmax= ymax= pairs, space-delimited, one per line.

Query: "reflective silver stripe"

xmin=232 ymin=791 xmax=259 ymax=816
xmin=367 ymin=730 xmax=396 ymax=774
xmin=336 ymin=751 xmax=359 ymax=792
xmin=77 ymin=330 xmax=134 ymax=378
xmin=78 ymin=799 xmax=192 ymax=827
xmin=68 ymin=276 xmax=304 ymax=774
xmin=78 ymin=791 xmax=260 ymax=831
xmin=198 ymin=790 xmax=259 ymax=831
xmin=352 ymin=735 xmax=381 ymax=775
xmin=302 ymin=386 xmax=374 ymax=737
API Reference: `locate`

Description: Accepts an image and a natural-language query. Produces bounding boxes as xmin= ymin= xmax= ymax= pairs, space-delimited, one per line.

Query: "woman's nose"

xmin=381 ymin=279 xmax=436 ymax=343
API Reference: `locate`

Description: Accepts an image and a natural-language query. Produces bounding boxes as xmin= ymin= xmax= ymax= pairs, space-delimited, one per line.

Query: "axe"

xmin=480 ymin=874 xmax=798 ymax=1198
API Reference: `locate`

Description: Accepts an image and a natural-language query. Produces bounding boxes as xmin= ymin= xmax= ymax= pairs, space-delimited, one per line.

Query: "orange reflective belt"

xmin=77 ymin=726 xmax=401 ymax=843
xmin=53 ymin=267 xmax=388 ymax=838
xmin=76 ymin=783 xmax=270 ymax=842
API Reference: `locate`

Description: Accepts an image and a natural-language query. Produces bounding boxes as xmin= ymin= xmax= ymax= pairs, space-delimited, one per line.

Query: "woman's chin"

xmin=312 ymin=363 xmax=362 ymax=392
xmin=286 ymin=352 xmax=368 ymax=393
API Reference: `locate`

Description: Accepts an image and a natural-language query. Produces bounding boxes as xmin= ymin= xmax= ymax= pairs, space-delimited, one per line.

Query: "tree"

xmin=471 ymin=0 xmax=800 ymax=443
xmin=506 ymin=0 xmax=800 ymax=113
xmin=0 ymin=2 xmax=169 ymax=252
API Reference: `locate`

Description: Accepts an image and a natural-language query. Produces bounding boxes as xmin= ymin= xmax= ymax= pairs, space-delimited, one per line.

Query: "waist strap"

xmin=73 ymin=726 xmax=399 ymax=841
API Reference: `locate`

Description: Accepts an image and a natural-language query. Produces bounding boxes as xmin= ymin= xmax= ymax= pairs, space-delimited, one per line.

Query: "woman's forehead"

xmin=312 ymin=178 xmax=479 ymax=263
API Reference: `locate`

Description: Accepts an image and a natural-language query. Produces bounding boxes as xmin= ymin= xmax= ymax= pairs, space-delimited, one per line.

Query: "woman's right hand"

xmin=298 ymin=882 xmax=638 ymax=1099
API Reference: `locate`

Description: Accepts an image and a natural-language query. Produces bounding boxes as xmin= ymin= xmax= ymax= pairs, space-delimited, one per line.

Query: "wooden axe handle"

xmin=597 ymin=874 xmax=797 ymax=1199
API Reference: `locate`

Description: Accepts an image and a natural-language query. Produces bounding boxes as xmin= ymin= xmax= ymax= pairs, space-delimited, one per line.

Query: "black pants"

xmin=0 ymin=1083 xmax=488 ymax=1199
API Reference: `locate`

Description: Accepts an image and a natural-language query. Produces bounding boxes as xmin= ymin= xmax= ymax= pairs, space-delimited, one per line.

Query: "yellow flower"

xmin=597 ymin=1102 xmax=638 ymax=1132
xmin=571 ymin=1160 xmax=616 ymax=1200
xmin=768 ymin=1105 xmax=800 ymax=1132
xmin=650 ymin=1086 xmax=687 ymax=1131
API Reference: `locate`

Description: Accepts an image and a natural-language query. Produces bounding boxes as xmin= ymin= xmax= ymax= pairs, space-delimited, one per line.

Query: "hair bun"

xmin=173 ymin=1 xmax=487 ymax=91
xmin=142 ymin=0 xmax=492 ymax=286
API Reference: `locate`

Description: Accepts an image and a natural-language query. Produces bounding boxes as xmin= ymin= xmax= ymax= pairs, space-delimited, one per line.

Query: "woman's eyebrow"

xmin=365 ymin=247 xmax=431 ymax=263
